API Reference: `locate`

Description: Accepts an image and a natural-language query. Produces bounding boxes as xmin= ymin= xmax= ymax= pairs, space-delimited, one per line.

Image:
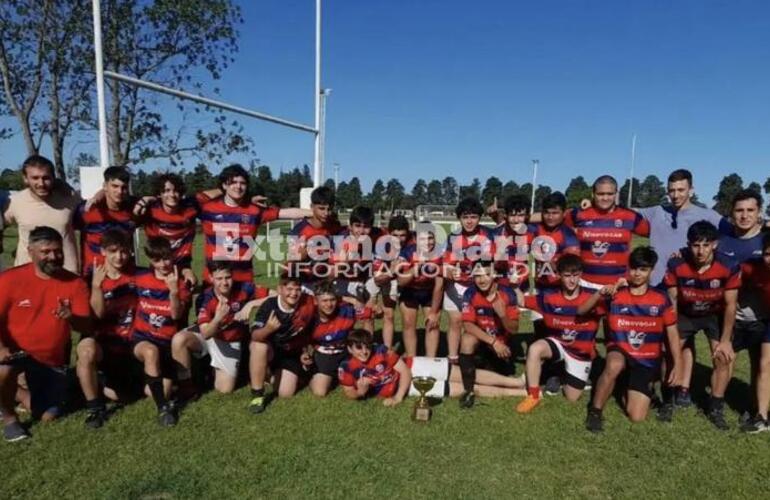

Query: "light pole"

xmin=530 ymin=159 xmax=539 ymax=213
xmin=627 ymin=134 xmax=637 ymax=208
xmin=333 ymin=162 xmax=340 ymax=190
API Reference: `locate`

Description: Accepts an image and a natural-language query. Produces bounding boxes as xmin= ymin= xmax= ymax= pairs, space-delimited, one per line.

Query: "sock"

xmin=458 ymin=354 xmax=476 ymax=393
xmin=661 ymin=385 xmax=674 ymax=404
xmin=589 ymin=406 xmax=603 ymax=415
xmin=251 ymin=387 xmax=264 ymax=398
xmin=527 ymin=386 xmax=541 ymax=399
xmin=709 ymin=396 xmax=724 ymax=412
xmin=145 ymin=374 xmax=167 ymax=410
xmin=85 ymin=398 xmax=104 ymax=411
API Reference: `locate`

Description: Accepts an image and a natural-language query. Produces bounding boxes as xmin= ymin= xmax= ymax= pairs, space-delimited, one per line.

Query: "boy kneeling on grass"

xmin=339 ymin=329 xmax=526 ymax=406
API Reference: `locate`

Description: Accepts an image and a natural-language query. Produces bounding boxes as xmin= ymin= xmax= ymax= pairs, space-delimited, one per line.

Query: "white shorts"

xmin=408 ymin=357 xmax=450 ymax=398
xmin=443 ymin=282 xmax=468 ymax=312
xmin=190 ymin=329 xmax=242 ymax=379
xmin=546 ymin=338 xmax=592 ymax=387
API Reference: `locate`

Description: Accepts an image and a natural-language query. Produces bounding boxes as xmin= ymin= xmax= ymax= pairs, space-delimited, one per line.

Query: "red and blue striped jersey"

xmin=524 ymin=288 xmax=602 ymax=360
xmin=96 ymin=271 xmax=137 ymax=341
xmin=287 ymin=218 xmax=340 ymax=284
xmin=338 ymin=344 xmax=402 ymax=398
xmin=132 ymin=268 xmax=192 ymax=343
xmin=332 ymin=227 xmax=387 ymax=281
xmin=527 ymin=223 xmax=580 ymax=289
xmin=565 ymin=207 xmax=650 ymax=285
xmin=398 ymin=243 xmax=443 ymax=291
xmin=196 ymin=192 xmax=280 ymax=284
xmin=196 ymin=282 xmax=267 ymax=342
xmin=443 ymin=226 xmax=496 ymax=286
xmin=461 ymin=284 xmax=520 ymax=340
xmin=493 ymin=223 xmax=533 ymax=290
xmin=74 ymin=200 xmax=137 ymax=277
xmin=606 ymin=288 xmax=677 ymax=368
xmin=740 ymin=259 xmax=770 ymax=320
xmin=143 ymin=198 xmax=199 ymax=269
xmin=664 ymin=251 xmax=741 ymax=317
xmin=312 ymin=303 xmax=357 ymax=353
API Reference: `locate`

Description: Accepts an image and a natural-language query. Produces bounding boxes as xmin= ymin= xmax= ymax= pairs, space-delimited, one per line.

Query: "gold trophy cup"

xmin=412 ymin=376 xmax=436 ymax=422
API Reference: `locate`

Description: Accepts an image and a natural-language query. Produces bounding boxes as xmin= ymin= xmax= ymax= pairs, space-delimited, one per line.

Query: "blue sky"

xmin=2 ymin=0 xmax=770 ymax=203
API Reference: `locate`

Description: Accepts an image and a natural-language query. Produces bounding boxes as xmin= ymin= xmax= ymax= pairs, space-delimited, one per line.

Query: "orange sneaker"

xmin=516 ymin=395 xmax=541 ymax=414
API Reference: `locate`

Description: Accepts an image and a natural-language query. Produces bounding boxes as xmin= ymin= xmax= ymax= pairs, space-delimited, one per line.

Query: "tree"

xmin=565 ymin=176 xmax=592 ymax=208
xmin=501 ymin=181 xmax=520 ymax=201
xmin=0 ymin=168 xmax=23 ymax=190
xmin=481 ymin=176 xmax=503 ymax=206
xmin=441 ymin=177 xmax=459 ymax=205
xmin=411 ymin=179 xmax=428 ymax=206
xmin=384 ymin=179 xmax=406 ymax=211
xmin=459 ymin=178 xmax=481 ymax=200
xmin=367 ymin=180 xmax=386 ymax=210
xmin=619 ymin=178 xmax=641 ymax=208
xmin=636 ymin=175 xmax=666 ymax=207
xmin=184 ymin=163 xmax=215 ymax=196
xmin=426 ymin=180 xmax=443 ymax=205
xmin=66 ymin=152 xmax=99 ymax=189
xmin=533 ymin=185 xmax=552 ymax=211
xmin=764 ymin=177 xmax=770 ymax=216
xmin=346 ymin=177 xmax=363 ymax=208
xmin=712 ymin=173 xmax=744 ymax=216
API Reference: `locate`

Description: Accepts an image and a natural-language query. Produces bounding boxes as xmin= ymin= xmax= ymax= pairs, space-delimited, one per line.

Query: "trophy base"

xmin=413 ymin=406 xmax=432 ymax=422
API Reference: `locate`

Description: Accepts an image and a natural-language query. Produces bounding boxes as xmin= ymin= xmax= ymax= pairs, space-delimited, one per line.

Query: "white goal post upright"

xmin=90 ymin=0 xmax=325 ymax=187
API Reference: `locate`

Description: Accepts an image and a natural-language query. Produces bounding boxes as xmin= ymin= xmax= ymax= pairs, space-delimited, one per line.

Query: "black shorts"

xmin=399 ymin=287 xmax=433 ymax=309
xmin=313 ymin=350 xmax=347 ymax=377
xmin=17 ymin=357 xmax=69 ymax=419
xmin=98 ymin=336 xmax=143 ymax=394
xmin=131 ymin=333 xmax=176 ymax=379
xmin=607 ymin=346 xmax=658 ymax=398
xmin=271 ymin=349 xmax=312 ymax=378
xmin=678 ymin=313 xmax=723 ymax=342
xmin=733 ymin=320 xmax=770 ymax=351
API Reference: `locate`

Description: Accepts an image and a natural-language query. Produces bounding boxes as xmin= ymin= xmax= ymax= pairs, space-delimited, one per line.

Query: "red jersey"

xmin=461 ymin=284 xmax=519 ymax=340
xmin=606 ymin=287 xmax=677 ymax=368
xmin=338 ymin=344 xmax=402 ymax=398
xmin=312 ymin=303 xmax=357 ymax=354
xmin=565 ymin=207 xmax=650 ymax=285
xmin=444 ymin=226 xmax=496 ymax=286
xmin=740 ymin=259 xmax=770 ymax=320
xmin=0 ymin=264 xmax=90 ymax=366
xmin=527 ymin=223 xmax=580 ymax=289
xmin=132 ymin=268 xmax=192 ymax=344
xmin=332 ymin=227 xmax=387 ymax=281
xmin=74 ymin=200 xmax=137 ymax=277
xmin=398 ymin=243 xmax=443 ymax=291
xmin=196 ymin=193 xmax=280 ymax=284
xmin=664 ymin=252 xmax=741 ymax=317
xmin=493 ymin=223 xmax=533 ymax=290
xmin=196 ymin=282 xmax=266 ymax=342
xmin=524 ymin=288 xmax=602 ymax=360
xmin=143 ymin=198 xmax=199 ymax=269
xmin=96 ymin=271 xmax=137 ymax=341
xmin=287 ymin=218 xmax=339 ymax=284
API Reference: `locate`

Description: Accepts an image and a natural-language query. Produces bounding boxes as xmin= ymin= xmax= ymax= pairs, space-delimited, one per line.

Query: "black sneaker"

xmin=657 ymin=402 xmax=675 ymax=423
xmin=249 ymin=395 xmax=267 ymax=415
xmin=585 ymin=408 xmax=603 ymax=433
xmin=740 ymin=415 xmax=769 ymax=434
xmin=544 ymin=376 xmax=561 ymax=396
xmin=707 ymin=408 xmax=730 ymax=431
xmin=459 ymin=391 xmax=475 ymax=409
xmin=3 ymin=421 xmax=30 ymax=442
xmin=674 ymin=389 xmax=692 ymax=408
xmin=158 ymin=405 xmax=178 ymax=427
xmin=84 ymin=407 xmax=107 ymax=430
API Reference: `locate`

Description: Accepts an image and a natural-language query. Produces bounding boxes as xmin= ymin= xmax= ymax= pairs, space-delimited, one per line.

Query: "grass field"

xmin=1 ymin=226 xmax=768 ymax=499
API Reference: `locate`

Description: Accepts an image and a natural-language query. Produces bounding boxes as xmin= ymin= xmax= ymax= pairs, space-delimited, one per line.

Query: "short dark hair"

xmin=470 ymin=259 xmax=495 ymax=275
xmin=557 ymin=254 xmax=583 ymax=274
xmin=667 ymin=169 xmax=692 ymax=186
xmin=154 ymin=173 xmax=186 ymax=196
xmin=219 ymin=164 xmax=250 ymax=189
xmin=349 ymin=206 xmax=375 ymax=227
xmin=100 ymin=228 xmax=132 ymax=250
xmin=455 ymin=197 xmax=484 ymax=218
xmin=503 ymin=195 xmax=530 ymax=215
xmin=144 ymin=237 xmax=173 ymax=261
xmin=388 ymin=215 xmax=410 ymax=233
xmin=541 ymin=191 xmax=567 ymax=211
xmin=731 ymin=189 xmax=763 ymax=210
xmin=278 ymin=273 xmax=302 ymax=286
xmin=628 ymin=246 xmax=658 ymax=269
xmin=104 ymin=166 xmax=130 ymax=184
xmin=687 ymin=220 xmax=719 ymax=243
xmin=22 ymin=155 xmax=55 ymax=176
xmin=314 ymin=280 xmax=338 ymax=298
xmin=207 ymin=260 xmax=233 ymax=275
xmin=592 ymin=175 xmax=618 ymax=191
xmin=29 ymin=226 xmax=62 ymax=245
xmin=311 ymin=186 xmax=335 ymax=207
xmin=346 ymin=328 xmax=373 ymax=347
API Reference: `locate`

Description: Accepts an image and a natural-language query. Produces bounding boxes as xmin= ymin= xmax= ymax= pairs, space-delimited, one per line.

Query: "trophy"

xmin=412 ymin=376 xmax=436 ymax=422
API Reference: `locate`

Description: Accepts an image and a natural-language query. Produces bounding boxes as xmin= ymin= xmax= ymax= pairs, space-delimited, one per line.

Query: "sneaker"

xmin=740 ymin=415 xmax=770 ymax=434
xmin=516 ymin=396 xmax=541 ymax=414
xmin=585 ymin=408 xmax=603 ymax=433
xmin=674 ymin=389 xmax=692 ymax=408
xmin=249 ymin=395 xmax=267 ymax=414
xmin=84 ymin=407 xmax=107 ymax=430
xmin=158 ymin=405 xmax=178 ymax=427
xmin=3 ymin=421 xmax=30 ymax=442
xmin=707 ymin=408 xmax=730 ymax=431
xmin=656 ymin=403 xmax=674 ymax=423
xmin=544 ymin=376 xmax=561 ymax=396
xmin=459 ymin=391 xmax=475 ymax=409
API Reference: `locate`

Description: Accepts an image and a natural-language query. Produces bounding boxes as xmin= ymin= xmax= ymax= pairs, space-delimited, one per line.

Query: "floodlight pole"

xmin=627 ymin=134 xmax=637 ymax=208
xmin=92 ymin=0 xmax=109 ymax=168
xmin=319 ymin=88 xmax=331 ymax=184
xmin=530 ymin=159 xmax=539 ymax=212
xmin=313 ymin=0 xmax=323 ymax=187
xmin=334 ymin=162 xmax=340 ymax=189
